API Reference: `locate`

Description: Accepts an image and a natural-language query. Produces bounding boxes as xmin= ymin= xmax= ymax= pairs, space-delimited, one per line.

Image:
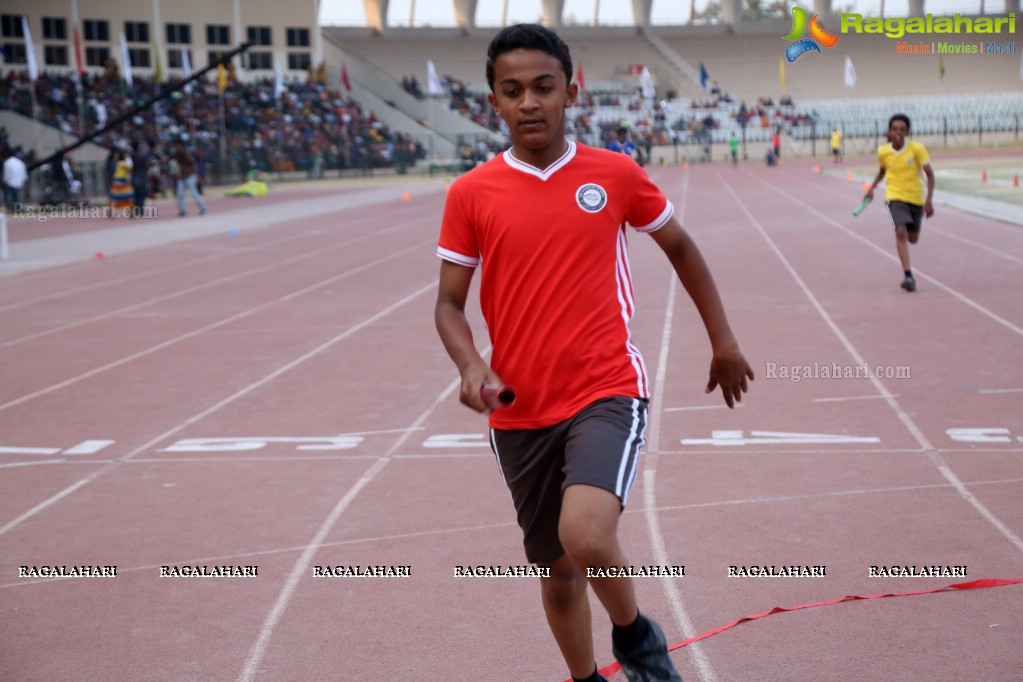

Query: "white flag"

xmin=120 ymin=32 xmax=133 ymax=87
xmin=640 ymin=65 xmax=655 ymax=100
xmin=181 ymin=47 xmax=192 ymax=93
xmin=21 ymin=15 xmax=38 ymax=81
xmin=426 ymin=59 xmax=443 ymax=96
xmin=844 ymin=56 xmax=857 ymax=88
xmin=274 ymin=56 xmax=285 ymax=100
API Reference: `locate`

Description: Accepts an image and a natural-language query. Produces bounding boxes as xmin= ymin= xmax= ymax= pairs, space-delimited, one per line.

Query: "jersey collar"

xmin=502 ymin=141 xmax=576 ymax=181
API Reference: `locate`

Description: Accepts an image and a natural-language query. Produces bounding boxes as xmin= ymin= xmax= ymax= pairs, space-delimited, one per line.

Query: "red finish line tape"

xmin=565 ymin=579 xmax=1022 ymax=681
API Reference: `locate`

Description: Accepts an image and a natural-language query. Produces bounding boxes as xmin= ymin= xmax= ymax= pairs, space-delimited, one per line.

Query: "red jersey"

xmin=438 ymin=141 xmax=674 ymax=429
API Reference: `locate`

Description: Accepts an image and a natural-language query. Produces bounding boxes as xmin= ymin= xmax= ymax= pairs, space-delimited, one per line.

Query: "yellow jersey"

xmin=877 ymin=140 xmax=930 ymax=205
xmin=830 ymin=131 xmax=843 ymax=150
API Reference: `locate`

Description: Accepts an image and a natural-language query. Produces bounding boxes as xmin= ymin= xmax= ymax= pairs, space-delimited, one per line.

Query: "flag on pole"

xmin=577 ymin=63 xmax=585 ymax=91
xmin=699 ymin=62 xmax=709 ymax=89
xmin=73 ymin=26 xmax=84 ymax=77
xmin=274 ymin=56 xmax=285 ymax=99
xmin=217 ymin=63 xmax=227 ymax=93
xmin=779 ymin=58 xmax=786 ymax=90
xmin=21 ymin=16 xmax=38 ymax=81
xmin=120 ymin=32 xmax=133 ymax=87
xmin=154 ymin=48 xmax=164 ymax=84
xmin=843 ymin=55 xmax=856 ymax=88
xmin=181 ymin=47 xmax=192 ymax=92
xmin=938 ymin=55 xmax=945 ymax=80
xmin=640 ymin=65 xmax=655 ymax=101
xmin=341 ymin=63 xmax=352 ymax=91
xmin=427 ymin=59 xmax=443 ymax=96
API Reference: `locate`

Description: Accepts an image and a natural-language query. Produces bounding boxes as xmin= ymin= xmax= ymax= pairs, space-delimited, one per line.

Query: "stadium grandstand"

xmin=1 ymin=0 xmax=1020 ymax=202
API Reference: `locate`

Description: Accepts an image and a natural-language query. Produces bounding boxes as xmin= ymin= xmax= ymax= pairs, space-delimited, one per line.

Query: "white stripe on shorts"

xmin=615 ymin=398 xmax=648 ymax=505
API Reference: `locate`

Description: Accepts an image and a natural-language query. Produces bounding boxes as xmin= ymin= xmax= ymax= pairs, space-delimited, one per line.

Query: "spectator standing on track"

xmin=131 ymin=141 xmax=151 ymax=218
xmin=171 ymin=143 xmax=207 ymax=217
xmin=772 ymin=126 xmax=781 ymax=162
xmin=864 ymin=114 xmax=934 ymax=293
xmin=728 ymin=132 xmax=739 ymax=166
xmin=434 ymin=23 xmax=753 ymax=682
xmin=107 ymin=148 xmax=135 ymax=215
xmin=3 ymin=148 xmax=28 ymax=212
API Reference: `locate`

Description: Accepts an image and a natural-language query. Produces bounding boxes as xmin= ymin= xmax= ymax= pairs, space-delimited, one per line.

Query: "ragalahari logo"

xmin=783 ymin=7 xmax=839 ymax=62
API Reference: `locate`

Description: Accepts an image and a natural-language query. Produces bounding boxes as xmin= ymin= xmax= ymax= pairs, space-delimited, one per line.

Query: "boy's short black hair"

xmin=889 ymin=114 xmax=911 ymax=131
xmin=486 ymin=23 xmax=573 ymax=91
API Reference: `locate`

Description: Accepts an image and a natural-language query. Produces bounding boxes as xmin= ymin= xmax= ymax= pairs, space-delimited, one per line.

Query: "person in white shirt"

xmin=3 ymin=150 xmax=29 ymax=212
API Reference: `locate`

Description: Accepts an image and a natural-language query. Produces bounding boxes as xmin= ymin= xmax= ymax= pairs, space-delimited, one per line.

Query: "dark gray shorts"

xmin=489 ymin=396 xmax=649 ymax=564
xmin=887 ymin=200 xmax=923 ymax=233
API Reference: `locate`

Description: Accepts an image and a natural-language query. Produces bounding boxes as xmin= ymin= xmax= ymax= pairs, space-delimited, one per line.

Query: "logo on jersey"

xmin=576 ymin=183 xmax=607 ymax=213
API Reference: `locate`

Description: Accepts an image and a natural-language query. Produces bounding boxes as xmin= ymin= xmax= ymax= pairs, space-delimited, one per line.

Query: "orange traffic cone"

xmin=814 ymin=164 xmax=821 ymax=174
xmin=846 ymin=170 xmax=853 ymax=181
xmin=683 ymin=161 xmax=689 ymax=170
xmin=1014 ymin=175 xmax=1020 ymax=188
xmin=402 ymin=190 xmax=411 ymax=202
xmin=982 ymin=170 xmax=987 ymax=182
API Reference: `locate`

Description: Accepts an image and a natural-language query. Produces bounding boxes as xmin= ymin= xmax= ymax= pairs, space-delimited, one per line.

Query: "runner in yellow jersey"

xmin=830 ymin=128 xmax=843 ymax=164
xmin=864 ymin=114 xmax=935 ymax=292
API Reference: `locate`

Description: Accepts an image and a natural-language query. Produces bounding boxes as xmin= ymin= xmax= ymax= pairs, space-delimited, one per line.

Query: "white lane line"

xmin=644 ymin=168 xmax=719 ymax=682
xmin=664 ymin=404 xmax=745 ymax=412
xmin=0 ymin=468 xmax=107 ymax=536
xmin=0 ymin=459 xmax=66 ymax=469
xmin=928 ymin=226 xmax=1023 ymax=267
xmin=0 ymin=238 xmax=433 ymax=413
xmin=236 ymin=353 xmax=474 ymax=682
xmin=0 ymin=226 xmax=315 ymax=314
xmin=0 ymin=446 xmax=61 ymax=455
xmin=0 ymin=280 xmax=436 ymax=537
xmin=726 ymin=171 xmax=1023 ymax=556
xmin=812 ymin=394 xmax=896 ymax=403
xmin=978 ymin=387 xmax=1023 ymax=394
xmin=0 ymin=221 xmax=420 ymax=350
xmin=635 ymin=477 xmax=1023 ymax=515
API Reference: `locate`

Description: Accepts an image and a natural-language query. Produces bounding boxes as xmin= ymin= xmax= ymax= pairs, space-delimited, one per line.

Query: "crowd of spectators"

xmin=2 ymin=58 xmax=828 ymax=201
xmin=0 ymin=62 xmax=428 ymax=188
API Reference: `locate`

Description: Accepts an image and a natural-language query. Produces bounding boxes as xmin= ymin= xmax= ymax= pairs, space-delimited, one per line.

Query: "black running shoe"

xmin=612 ymin=616 xmax=683 ymax=682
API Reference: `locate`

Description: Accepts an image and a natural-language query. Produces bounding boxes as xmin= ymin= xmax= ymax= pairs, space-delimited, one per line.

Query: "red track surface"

xmin=1 ymin=159 xmax=1021 ymax=681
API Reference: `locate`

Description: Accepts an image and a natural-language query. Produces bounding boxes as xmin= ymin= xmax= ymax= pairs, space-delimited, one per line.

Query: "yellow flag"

xmin=154 ymin=48 xmax=164 ymax=84
xmin=217 ymin=63 xmax=228 ymax=93
xmin=779 ymin=58 xmax=786 ymax=90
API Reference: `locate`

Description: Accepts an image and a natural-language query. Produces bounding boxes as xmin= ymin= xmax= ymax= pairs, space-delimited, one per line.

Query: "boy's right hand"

xmin=459 ymin=363 xmax=504 ymax=413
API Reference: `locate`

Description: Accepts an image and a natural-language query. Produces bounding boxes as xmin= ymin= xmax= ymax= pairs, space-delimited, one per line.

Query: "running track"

xmin=1 ymin=158 xmax=1021 ymax=681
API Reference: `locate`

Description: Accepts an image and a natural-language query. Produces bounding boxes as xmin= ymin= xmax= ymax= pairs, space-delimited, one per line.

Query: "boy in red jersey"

xmin=434 ymin=24 xmax=753 ymax=682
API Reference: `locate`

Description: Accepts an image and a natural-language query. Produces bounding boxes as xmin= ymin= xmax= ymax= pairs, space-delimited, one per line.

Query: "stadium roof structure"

xmin=346 ymin=0 xmax=1022 ymax=32
xmin=356 ymin=0 xmax=812 ymax=31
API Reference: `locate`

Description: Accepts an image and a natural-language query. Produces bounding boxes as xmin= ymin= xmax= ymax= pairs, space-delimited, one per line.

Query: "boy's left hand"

xmin=706 ymin=347 xmax=754 ymax=408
